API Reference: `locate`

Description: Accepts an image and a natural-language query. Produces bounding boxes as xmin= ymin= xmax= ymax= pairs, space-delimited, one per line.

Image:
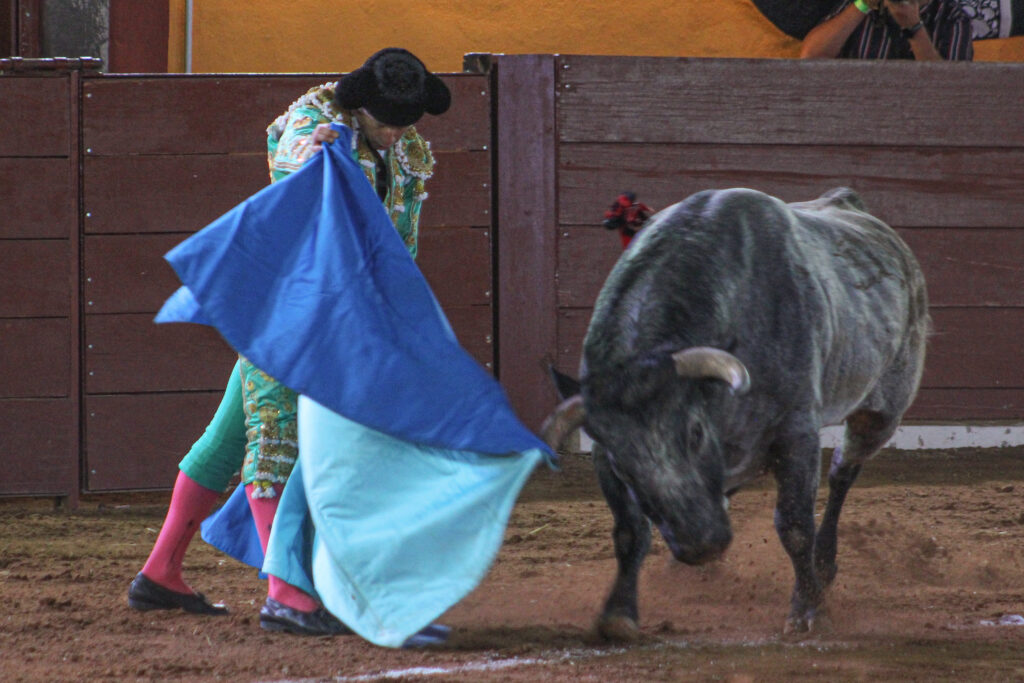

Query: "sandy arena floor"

xmin=1 ymin=448 xmax=1023 ymax=682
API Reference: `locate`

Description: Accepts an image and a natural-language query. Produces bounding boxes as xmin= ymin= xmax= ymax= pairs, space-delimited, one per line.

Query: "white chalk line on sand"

xmin=321 ymin=656 xmax=545 ymax=681
xmin=261 ymin=638 xmax=848 ymax=683
xmin=261 ymin=638 xmax=872 ymax=683
xmin=262 ymin=619 xmax=1024 ymax=683
xmin=261 ymin=646 xmax=625 ymax=683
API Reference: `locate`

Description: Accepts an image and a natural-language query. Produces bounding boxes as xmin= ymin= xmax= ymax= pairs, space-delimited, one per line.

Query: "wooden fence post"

xmin=494 ymin=55 xmax=559 ymax=432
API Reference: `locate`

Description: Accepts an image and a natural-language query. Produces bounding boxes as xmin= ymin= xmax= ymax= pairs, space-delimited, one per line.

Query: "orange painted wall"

xmin=167 ymin=0 xmax=1023 ymax=74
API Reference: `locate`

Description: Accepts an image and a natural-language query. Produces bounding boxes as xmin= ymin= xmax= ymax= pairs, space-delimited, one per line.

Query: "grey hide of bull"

xmin=543 ymin=187 xmax=929 ymax=639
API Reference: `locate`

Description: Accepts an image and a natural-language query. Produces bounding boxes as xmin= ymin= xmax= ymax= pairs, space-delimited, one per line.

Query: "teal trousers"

xmin=178 ymin=359 xmax=248 ymax=492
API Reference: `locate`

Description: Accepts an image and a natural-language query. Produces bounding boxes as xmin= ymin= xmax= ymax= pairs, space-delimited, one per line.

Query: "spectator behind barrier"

xmin=800 ymin=0 xmax=974 ymax=61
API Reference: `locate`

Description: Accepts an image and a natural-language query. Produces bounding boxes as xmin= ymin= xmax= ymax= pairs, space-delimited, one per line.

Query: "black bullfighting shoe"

xmin=127 ymin=572 xmax=228 ymax=615
xmin=259 ymin=597 xmax=352 ymax=637
xmin=402 ymin=623 xmax=452 ymax=648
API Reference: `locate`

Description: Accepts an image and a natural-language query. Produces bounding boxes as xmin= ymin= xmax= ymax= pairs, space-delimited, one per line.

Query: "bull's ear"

xmin=548 ymin=365 xmax=581 ymax=401
xmin=672 ymin=347 xmax=751 ymax=394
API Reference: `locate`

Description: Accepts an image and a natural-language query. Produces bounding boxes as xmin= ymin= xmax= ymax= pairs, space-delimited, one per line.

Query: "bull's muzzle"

xmin=660 ymin=520 xmax=733 ymax=565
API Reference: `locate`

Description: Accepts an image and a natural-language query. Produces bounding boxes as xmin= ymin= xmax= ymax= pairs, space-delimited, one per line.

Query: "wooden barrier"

xmin=493 ymin=55 xmax=1024 ymax=429
xmin=78 ymin=73 xmax=493 ymax=491
xmin=0 ymin=71 xmax=80 ymax=498
xmin=0 ymin=70 xmax=493 ymax=495
xmin=2 ymin=56 xmax=1022 ymax=497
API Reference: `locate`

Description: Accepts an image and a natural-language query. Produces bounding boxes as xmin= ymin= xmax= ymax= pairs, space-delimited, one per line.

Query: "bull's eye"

xmin=689 ymin=420 xmax=704 ymax=448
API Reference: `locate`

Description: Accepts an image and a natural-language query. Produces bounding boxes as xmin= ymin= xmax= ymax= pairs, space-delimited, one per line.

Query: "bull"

xmin=543 ymin=187 xmax=928 ymax=637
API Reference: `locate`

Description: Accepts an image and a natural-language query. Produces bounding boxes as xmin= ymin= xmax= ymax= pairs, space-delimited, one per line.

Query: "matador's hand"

xmin=307 ymin=123 xmax=340 ymax=156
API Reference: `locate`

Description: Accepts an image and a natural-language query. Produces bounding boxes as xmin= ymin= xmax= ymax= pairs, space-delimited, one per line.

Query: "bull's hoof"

xmin=783 ymin=607 xmax=831 ymax=637
xmin=595 ymin=614 xmax=643 ymax=643
xmin=783 ymin=615 xmax=811 ymax=636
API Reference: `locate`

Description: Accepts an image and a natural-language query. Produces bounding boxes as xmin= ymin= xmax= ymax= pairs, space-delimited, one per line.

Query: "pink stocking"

xmin=245 ymin=483 xmax=318 ymax=613
xmin=140 ymin=471 xmax=220 ymax=595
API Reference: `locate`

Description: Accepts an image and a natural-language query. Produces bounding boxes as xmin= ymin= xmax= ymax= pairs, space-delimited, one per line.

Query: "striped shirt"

xmin=832 ymin=0 xmax=974 ymax=60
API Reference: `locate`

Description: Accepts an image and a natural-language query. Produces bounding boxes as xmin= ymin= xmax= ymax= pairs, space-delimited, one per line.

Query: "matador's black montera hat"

xmin=335 ymin=48 xmax=451 ymax=127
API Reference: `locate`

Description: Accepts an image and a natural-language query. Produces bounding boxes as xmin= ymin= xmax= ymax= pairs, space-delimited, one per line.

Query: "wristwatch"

xmin=901 ymin=21 xmax=924 ymax=39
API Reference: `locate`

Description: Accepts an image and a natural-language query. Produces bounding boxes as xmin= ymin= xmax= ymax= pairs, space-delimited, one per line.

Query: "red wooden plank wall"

xmin=0 ymin=73 xmax=78 ymax=497
xmin=4 ymin=58 xmax=1023 ymax=498
xmin=494 ymin=55 xmax=1024 ymax=426
xmin=79 ymin=73 xmax=493 ymax=491
xmin=107 ymin=0 xmax=169 ymax=73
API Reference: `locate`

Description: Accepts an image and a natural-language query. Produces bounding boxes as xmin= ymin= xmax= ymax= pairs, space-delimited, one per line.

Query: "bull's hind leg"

xmin=593 ymin=443 xmax=652 ymax=642
xmin=813 ymin=410 xmax=899 ymax=588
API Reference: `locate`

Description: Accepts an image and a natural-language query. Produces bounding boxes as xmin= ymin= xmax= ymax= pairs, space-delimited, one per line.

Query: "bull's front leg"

xmin=771 ymin=432 xmax=824 ymax=634
xmin=592 ymin=443 xmax=651 ymax=641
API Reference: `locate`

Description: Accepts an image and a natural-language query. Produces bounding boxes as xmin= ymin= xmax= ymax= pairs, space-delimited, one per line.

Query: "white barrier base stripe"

xmin=578 ymin=424 xmax=1024 ymax=453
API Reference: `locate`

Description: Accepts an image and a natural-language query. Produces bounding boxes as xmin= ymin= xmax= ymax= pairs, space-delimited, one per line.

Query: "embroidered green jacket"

xmin=266 ymin=82 xmax=436 ymax=259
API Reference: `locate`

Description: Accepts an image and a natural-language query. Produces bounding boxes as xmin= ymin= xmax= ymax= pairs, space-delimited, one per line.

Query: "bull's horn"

xmin=540 ymin=395 xmax=587 ymax=452
xmin=672 ymin=347 xmax=751 ymax=394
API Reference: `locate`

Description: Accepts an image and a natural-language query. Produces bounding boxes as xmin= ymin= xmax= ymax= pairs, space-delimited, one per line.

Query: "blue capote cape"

xmin=158 ymin=124 xmax=553 ymax=647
